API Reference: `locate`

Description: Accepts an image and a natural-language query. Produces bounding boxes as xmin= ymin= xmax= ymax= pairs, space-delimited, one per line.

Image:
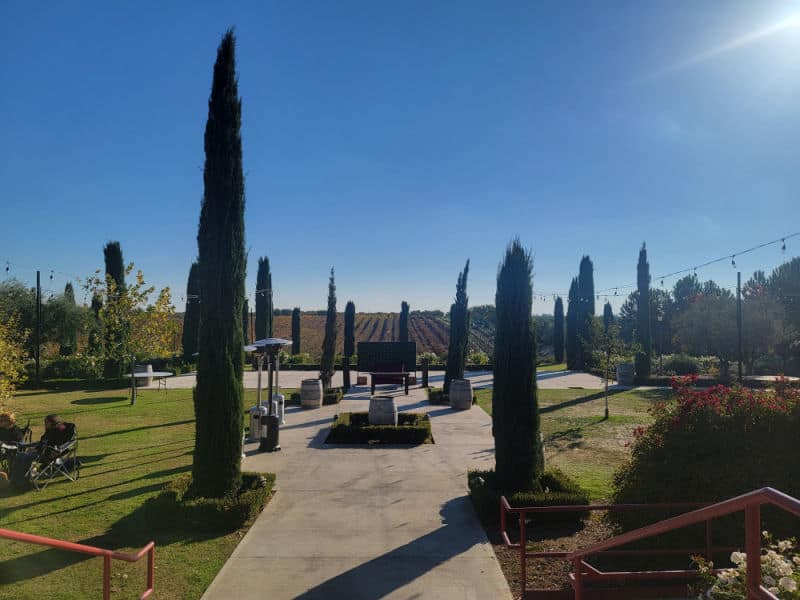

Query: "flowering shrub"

xmin=694 ymin=532 xmax=800 ymax=599
xmin=612 ymin=376 xmax=800 ymax=534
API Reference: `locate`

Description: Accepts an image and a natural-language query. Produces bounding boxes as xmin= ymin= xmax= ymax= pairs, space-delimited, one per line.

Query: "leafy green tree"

xmin=344 ymin=301 xmax=355 ymax=357
xmin=673 ymin=291 xmax=737 ymax=378
xmin=444 ymin=260 xmax=470 ymax=394
xmin=672 ymin=273 xmax=702 ymax=316
xmin=553 ymin=297 xmax=564 ymax=363
xmin=399 ymin=301 xmax=409 ymax=342
xmin=193 ymin=29 xmax=246 ymax=499
xmin=291 ymin=307 xmax=301 ymax=354
xmin=85 ymin=264 xmax=179 ymax=393
xmin=492 ymin=240 xmax=540 ymax=492
xmin=742 ymin=288 xmax=786 ymax=375
xmin=181 ymin=262 xmax=200 ymax=360
xmin=255 ymin=257 xmax=273 ymax=339
xmin=88 ymin=293 xmax=103 ymax=356
xmin=319 ymin=268 xmax=337 ymax=390
xmin=565 ymin=278 xmax=579 ymax=370
xmin=767 ymin=257 xmax=800 ymax=332
xmin=635 ymin=243 xmax=652 ymax=381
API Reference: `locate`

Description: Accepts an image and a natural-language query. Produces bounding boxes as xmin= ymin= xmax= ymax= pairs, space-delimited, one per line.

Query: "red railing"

xmin=0 ymin=527 xmax=155 ymax=599
xmin=500 ymin=487 xmax=800 ymax=600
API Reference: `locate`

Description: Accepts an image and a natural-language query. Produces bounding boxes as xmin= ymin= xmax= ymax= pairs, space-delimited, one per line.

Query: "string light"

xmin=731 ymin=256 xmax=736 ymax=269
xmin=782 ymin=239 xmax=787 ymax=253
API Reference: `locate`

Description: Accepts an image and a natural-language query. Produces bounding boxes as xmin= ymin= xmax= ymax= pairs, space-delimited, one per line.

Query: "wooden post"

xmin=421 ymin=358 xmax=429 ymax=388
xmin=737 ymin=271 xmax=743 ymax=384
xmin=35 ymin=270 xmax=41 ymax=381
xmin=343 ymin=355 xmax=351 ymax=391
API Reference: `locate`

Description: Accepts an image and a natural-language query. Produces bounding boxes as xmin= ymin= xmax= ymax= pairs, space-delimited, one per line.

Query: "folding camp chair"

xmin=0 ymin=421 xmax=31 ymax=477
xmin=27 ymin=424 xmax=79 ymax=490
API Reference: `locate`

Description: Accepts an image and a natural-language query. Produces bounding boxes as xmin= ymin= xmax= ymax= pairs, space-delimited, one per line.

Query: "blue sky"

xmin=1 ymin=1 xmax=799 ymax=313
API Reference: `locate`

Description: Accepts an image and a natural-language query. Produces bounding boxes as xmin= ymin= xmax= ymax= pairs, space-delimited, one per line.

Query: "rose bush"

xmin=612 ymin=376 xmax=800 ymax=536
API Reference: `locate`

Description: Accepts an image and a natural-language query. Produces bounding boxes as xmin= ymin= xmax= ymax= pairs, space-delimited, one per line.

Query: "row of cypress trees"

xmin=562 ymin=256 xmax=595 ymax=371
xmin=554 ymin=246 xmax=653 ymax=380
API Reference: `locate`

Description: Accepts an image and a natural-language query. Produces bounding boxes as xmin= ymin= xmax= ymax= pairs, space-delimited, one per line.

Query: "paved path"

xmin=156 ymin=368 xmax=607 ymax=391
xmin=201 ymin=384 xmax=512 ymax=600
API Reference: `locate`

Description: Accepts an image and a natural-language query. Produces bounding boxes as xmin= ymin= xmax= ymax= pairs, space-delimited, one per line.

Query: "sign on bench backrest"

xmin=357 ymin=342 xmax=416 ymax=372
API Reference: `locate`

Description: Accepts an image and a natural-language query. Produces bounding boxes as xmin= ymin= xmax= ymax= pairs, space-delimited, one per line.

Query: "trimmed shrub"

xmin=40 ymin=355 xmax=102 ymax=380
xmin=323 ymin=388 xmax=343 ymax=405
xmin=146 ymin=472 xmax=274 ymax=532
xmin=427 ymin=387 xmax=448 ymax=404
xmin=662 ymin=353 xmax=699 ymax=375
xmin=468 ymin=468 xmax=590 ymax=525
xmin=325 ymin=412 xmax=433 ymax=444
xmin=754 ymin=353 xmax=784 ymax=375
xmin=612 ymin=376 xmax=800 ymax=537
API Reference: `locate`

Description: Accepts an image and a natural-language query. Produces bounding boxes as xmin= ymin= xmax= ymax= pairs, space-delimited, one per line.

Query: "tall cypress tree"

xmin=635 ymin=243 xmax=652 ymax=381
xmin=255 ymin=257 xmax=273 ymax=339
xmin=492 ymin=240 xmax=540 ymax=492
xmin=193 ymin=29 xmax=246 ymax=499
xmin=242 ymin=298 xmax=250 ymax=345
xmin=344 ymin=301 xmax=356 ymax=358
xmin=103 ymin=241 xmax=126 ymax=377
xmin=399 ymin=301 xmax=409 ymax=342
xmin=444 ymin=260 xmax=470 ymax=394
xmin=553 ymin=296 xmax=564 ymax=363
xmin=565 ymin=278 xmax=579 ymax=370
xmin=319 ymin=268 xmax=337 ymax=390
xmin=182 ymin=262 xmax=201 ymax=360
xmin=103 ymin=241 xmax=125 ymax=291
xmin=577 ymin=256 xmax=595 ymax=370
xmin=603 ymin=301 xmax=614 ymax=332
xmin=62 ymin=282 xmax=78 ymax=355
xmin=291 ymin=307 xmax=301 ymax=354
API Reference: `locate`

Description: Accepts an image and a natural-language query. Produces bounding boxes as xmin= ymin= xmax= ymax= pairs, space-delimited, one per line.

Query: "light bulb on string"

xmin=782 ymin=239 xmax=786 ymax=253
xmin=731 ymin=256 xmax=736 ymax=269
xmin=4 ymin=262 xmax=9 ymax=273
xmin=49 ymin=270 xmax=54 ymax=280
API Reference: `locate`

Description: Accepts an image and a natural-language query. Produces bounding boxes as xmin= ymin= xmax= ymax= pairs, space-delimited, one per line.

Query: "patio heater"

xmin=245 ymin=338 xmax=292 ymax=452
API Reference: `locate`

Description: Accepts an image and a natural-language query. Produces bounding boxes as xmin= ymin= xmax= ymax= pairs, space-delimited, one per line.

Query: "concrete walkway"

xmin=156 ymin=368 xmax=607 ymax=391
xmin=201 ymin=384 xmax=512 ymax=600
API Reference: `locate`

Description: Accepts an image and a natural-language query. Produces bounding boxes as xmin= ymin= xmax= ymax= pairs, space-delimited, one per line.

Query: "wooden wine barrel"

xmin=300 ymin=379 xmax=323 ymax=409
xmin=449 ymin=379 xmax=473 ymax=410
xmin=368 ymin=396 xmax=398 ymax=426
xmin=616 ymin=363 xmax=635 ymax=386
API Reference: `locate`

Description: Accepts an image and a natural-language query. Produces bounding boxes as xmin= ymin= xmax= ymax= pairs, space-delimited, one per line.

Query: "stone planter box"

xmin=300 ymin=379 xmax=323 ymax=409
xmin=449 ymin=379 xmax=473 ymax=410
xmin=368 ymin=396 xmax=398 ymax=426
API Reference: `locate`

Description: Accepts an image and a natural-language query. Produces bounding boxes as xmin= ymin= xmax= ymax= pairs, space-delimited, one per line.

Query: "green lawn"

xmin=474 ymin=386 xmax=671 ymax=499
xmin=0 ymin=381 xmax=289 ymax=599
xmin=537 ymin=362 xmax=567 ymax=372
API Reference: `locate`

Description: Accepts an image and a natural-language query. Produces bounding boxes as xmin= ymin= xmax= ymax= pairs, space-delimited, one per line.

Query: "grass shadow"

xmin=71 ymin=396 xmax=129 ymax=406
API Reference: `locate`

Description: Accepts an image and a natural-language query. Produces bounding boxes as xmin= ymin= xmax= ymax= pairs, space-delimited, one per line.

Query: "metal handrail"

xmin=499 ymin=487 xmax=800 ymax=600
xmin=0 ymin=527 xmax=154 ymax=599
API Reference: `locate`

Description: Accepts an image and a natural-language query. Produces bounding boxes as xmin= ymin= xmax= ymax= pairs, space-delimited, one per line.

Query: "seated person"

xmin=38 ymin=415 xmax=76 ymax=457
xmin=0 ymin=411 xmax=27 ymax=444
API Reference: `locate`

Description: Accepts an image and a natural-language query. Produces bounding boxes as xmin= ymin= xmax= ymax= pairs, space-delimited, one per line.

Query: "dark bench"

xmin=370 ymin=361 xmax=410 ymax=395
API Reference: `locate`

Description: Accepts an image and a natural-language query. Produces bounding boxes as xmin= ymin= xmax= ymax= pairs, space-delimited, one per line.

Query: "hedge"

xmin=146 ymin=472 xmax=274 ymax=532
xmin=468 ymin=468 xmax=590 ymax=525
xmin=325 ymin=412 xmax=433 ymax=444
